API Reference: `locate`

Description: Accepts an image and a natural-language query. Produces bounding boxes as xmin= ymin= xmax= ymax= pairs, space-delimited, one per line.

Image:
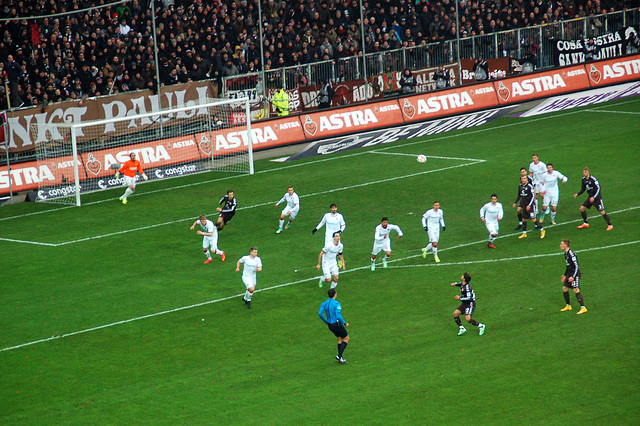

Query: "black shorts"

xmin=582 ymin=197 xmax=605 ymax=211
xmin=457 ymin=302 xmax=475 ymax=316
xmin=218 ymin=212 xmax=235 ymax=224
xmin=519 ymin=201 xmax=537 ymax=219
xmin=328 ymin=322 xmax=348 ymax=339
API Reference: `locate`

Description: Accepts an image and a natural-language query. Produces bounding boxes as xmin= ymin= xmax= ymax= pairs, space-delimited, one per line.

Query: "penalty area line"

xmin=384 ymin=239 xmax=640 ymax=270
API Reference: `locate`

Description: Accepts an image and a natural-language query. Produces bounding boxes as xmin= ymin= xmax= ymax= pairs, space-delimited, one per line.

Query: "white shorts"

xmin=202 ymin=235 xmax=219 ymax=251
xmin=242 ymin=275 xmax=256 ymax=289
xmin=543 ymin=191 xmax=559 ymax=207
xmin=124 ymin=175 xmax=136 ymax=188
xmin=428 ymin=228 xmax=440 ymax=243
xmin=282 ymin=206 xmax=299 ymax=220
xmin=485 ymin=221 xmax=499 ymax=235
xmin=322 ymin=262 xmax=339 ymax=280
xmin=372 ymin=239 xmax=391 ymax=255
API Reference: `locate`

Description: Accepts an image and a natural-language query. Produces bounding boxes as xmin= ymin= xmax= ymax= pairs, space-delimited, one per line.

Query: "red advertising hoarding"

xmin=400 ymin=83 xmax=498 ymax=122
xmin=299 ymin=100 xmax=405 ymax=140
xmin=584 ymin=55 xmax=640 ymax=86
xmin=494 ymin=65 xmax=591 ymax=104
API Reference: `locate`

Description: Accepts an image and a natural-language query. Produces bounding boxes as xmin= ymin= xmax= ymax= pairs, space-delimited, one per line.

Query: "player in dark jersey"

xmin=216 ymin=190 xmax=237 ymax=231
xmin=516 ymin=168 xmax=535 ymax=230
xmin=573 ymin=167 xmax=613 ymax=231
xmin=513 ymin=175 xmax=545 ymax=239
xmin=451 ymin=273 xmax=486 ymax=336
xmin=560 ymin=239 xmax=587 ymax=314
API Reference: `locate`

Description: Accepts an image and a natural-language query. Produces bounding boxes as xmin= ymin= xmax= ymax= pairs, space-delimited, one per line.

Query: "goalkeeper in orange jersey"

xmin=114 ymin=152 xmax=147 ymax=204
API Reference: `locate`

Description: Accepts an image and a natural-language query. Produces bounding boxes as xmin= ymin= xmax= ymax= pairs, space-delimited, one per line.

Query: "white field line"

xmin=2 ymin=231 xmax=637 ymax=353
xmin=5 ymin=97 xmax=637 ymax=224
xmin=385 ymin=239 xmax=640 ymax=269
xmin=0 ymin=237 xmax=58 ymax=247
xmin=369 ymin=151 xmax=487 ymax=162
xmin=8 ymin=159 xmax=486 ymax=247
xmin=584 ymin=109 xmax=640 ymax=115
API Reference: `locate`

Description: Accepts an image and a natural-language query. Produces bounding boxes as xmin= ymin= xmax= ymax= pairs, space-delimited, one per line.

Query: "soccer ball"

xmin=417 ymin=154 xmax=427 ymax=164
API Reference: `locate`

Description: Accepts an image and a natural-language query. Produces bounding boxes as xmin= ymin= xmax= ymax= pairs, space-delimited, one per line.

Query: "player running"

xmin=275 ymin=186 xmax=300 ymax=233
xmin=190 ymin=214 xmax=225 ymax=264
xmin=115 ymin=152 xmax=147 ymax=204
xmin=370 ymin=217 xmax=403 ymax=271
xmin=421 ymin=201 xmax=445 ymax=263
xmin=236 ymin=247 xmax=262 ymax=309
xmin=216 ymin=190 xmax=237 ymax=231
xmin=317 ymin=232 xmax=345 ymax=289
xmin=480 ymin=194 xmax=503 ymax=249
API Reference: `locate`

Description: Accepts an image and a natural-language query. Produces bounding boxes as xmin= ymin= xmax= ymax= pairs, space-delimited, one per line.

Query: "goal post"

xmin=32 ymin=97 xmax=253 ymax=206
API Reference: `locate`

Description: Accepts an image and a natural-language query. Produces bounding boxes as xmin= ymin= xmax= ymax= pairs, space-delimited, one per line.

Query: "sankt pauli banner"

xmin=4 ymin=80 xmax=215 ymax=153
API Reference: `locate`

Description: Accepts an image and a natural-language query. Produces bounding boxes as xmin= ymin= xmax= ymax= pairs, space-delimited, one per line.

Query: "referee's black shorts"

xmin=328 ymin=322 xmax=348 ymax=338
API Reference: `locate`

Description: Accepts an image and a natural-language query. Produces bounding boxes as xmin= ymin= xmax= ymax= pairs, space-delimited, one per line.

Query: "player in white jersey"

xmin=421 ymin=201 xmax=445 ymax=263
xmin=313 ymin=203 xmax=347 ymax=247
xmin=539 ymin=163 xmax=568 ymax=225
xmin=317 ymin=232 xmax=345 ymax=289
xmin=275 ymin=186 xmax=300 ymax=233
xmin=370 ymin=217 xmax=403 ymax=271
xmin=190 ymin=214 xmax=225 ymax=264
xmin=480 ymin=194 xmax=504 ymax=248
xmin=529 ymin=153 xmax=546 ymax=220
xmin=236 ymin=247 xmax=262 ymax=309
xmin=529 ymin=153 xmax=547 ymax=196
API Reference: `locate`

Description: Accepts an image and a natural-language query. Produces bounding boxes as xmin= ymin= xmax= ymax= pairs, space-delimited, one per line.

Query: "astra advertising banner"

xmin=584 ymin=55 xmax=640 ymax=86
xmin=299 ymin=100 xmax=404 ymax=140
xmin=493 ymin=65 xmax=591 ymax=104
xmin=399 ymin=83 xmax=498 ymax=122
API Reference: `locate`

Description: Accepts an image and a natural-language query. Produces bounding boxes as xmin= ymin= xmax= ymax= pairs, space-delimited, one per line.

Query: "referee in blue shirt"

xmin=318 ymin=288 xmax=350 ymax=364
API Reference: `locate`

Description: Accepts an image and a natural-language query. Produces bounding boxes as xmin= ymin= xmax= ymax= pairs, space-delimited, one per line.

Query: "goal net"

xmin=32 ymin=97 xmax=253 ymax=206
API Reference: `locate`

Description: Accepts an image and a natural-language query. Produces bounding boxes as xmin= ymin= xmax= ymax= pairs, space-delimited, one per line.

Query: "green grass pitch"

xmin=1 ymin=97 xmax=639 ymax=424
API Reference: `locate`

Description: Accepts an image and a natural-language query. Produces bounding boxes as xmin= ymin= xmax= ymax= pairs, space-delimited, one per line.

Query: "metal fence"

xmin=223 ymin=7 xmax=639 ymax=96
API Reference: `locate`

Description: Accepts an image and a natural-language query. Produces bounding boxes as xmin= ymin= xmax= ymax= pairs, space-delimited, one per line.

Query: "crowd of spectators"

xmin=0 ymin=0 xmax=633 ymax=110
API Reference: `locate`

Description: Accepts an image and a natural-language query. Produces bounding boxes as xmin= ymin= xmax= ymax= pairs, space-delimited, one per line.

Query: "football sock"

xmin=384 ymin=255 xmax=390 ymax=263
xmin=370 ymin=257 xmax=375 ymax=264
xmin=330 ymin=280 xmax=338 ymax=289
xmin=338 ymin=341 xmax=348 ymax=357
xmin=432 ymin=246 xmax=438 ymax=258
xmin=517 ymin=212 xmax=522 ymax=223
xmin=550 ymin=211 xmax=556 ymax=222
xmin=454 ymin=316 xmax=462 ymax=326
xmin=522 ymin=221 xmax=528 ymax=232
xmin=575 ymin=292 xmax=585 ymax=307
xmin=245 ymin=289 xmax=253 ymax=301
xmin=563 ymin=291 xmax=571 ymax=305
xmin=603 ymin=214 xmax=611 ymax=225
xmin=205 ymin=251 xmax=212 ymax=260
xmin=581 ymin=211 xmax=588 ymax=222
xmin=214 ymin=249 xmax=222 ymax=257
xmin=469 ymin=318 xmax=479 ymax=326
xmin=279 ymin=219 xmax=284 ymax=228
xmin=122 ymin=187 xmax=133 ymax=199
xmin=425 ymin=243 xmax=433 ymax=252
